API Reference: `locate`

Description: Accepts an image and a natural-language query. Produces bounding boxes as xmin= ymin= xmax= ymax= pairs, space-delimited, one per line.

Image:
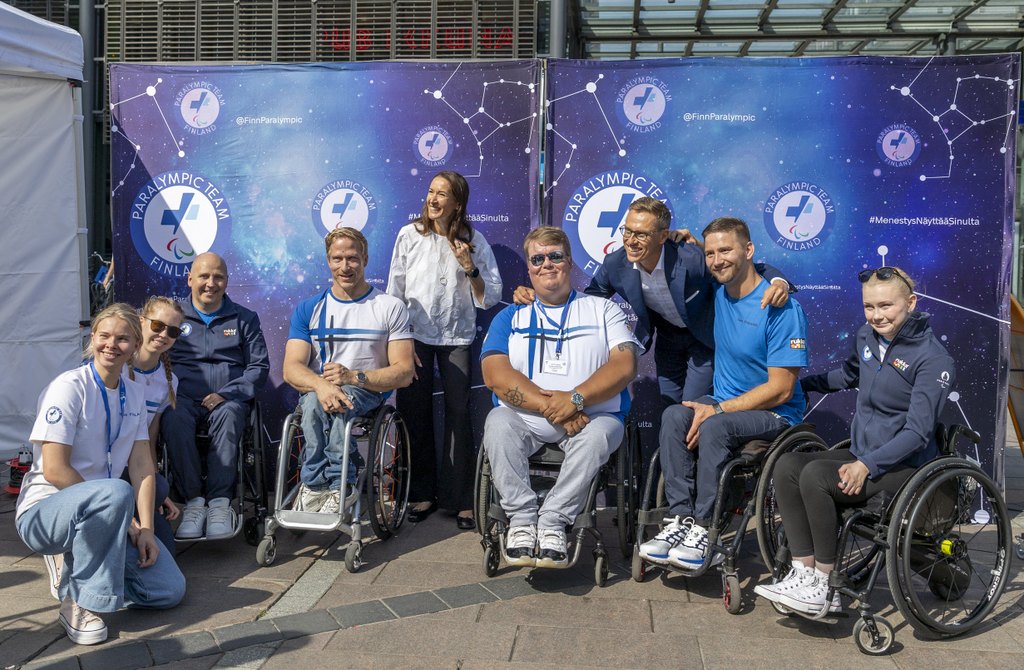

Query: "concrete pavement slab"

xmin=697 ymin=634 xmax=899 ymax=669
xmin=510 ymin=624 xmax=701 ymax=668
xmin=147 ymin=631 xmax=220 ymax=665
xmin=75 ymin=641 xmax=152 ymax=670
xmin=476 ymin=594 xmax=652 ymax=632
xmin=326 ymin=599 xmax=396 ymax=628
xmin=650 ymin=599 xmax=837 ymax=641
xmin=321 ymin=616 xmax=517 ymax=662
xmin=151 ymin=655 xmax=220 ymax=670
xmin=381 ymin=591 xmax=449 ymax=617
xmin=315 ymin=582 xmax=422 ymax=609
xmin=433 ymin=583 xmax=500 ymax=608
xmin=270 ymin=609 xmax=338 ymax=639
xmin=211 ymin=619 xmax=282 ymax=652
xmin=891 ymin=646 xmax=1024 ymax=669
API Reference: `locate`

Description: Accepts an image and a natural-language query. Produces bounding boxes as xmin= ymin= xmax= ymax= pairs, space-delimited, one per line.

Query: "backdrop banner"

xmin=109 ymin=60 xmax=540 ymax=447
xmin=544 ymin=55 xmax=1020 ymax=492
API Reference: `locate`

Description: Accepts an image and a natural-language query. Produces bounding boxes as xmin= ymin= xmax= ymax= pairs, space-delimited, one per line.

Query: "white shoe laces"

xmin=654 ymin=516 xmax=692 ymax=543
xmin=538 ymin=529 xmax=566 ymax=552
xmin=508 ymin=526 xmax=536 ymax=549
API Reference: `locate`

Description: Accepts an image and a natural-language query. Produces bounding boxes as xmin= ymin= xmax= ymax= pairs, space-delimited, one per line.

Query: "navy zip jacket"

xmin=801 ymin=312 xmax=955 ymax=478
xmin=169 ymin=295 xmax=270 ymax=403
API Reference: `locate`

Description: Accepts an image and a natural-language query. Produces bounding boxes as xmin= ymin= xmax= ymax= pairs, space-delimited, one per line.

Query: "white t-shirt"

xmin=124 ymin=361 xmax=180 ymax=421
xmin=289 ymin=286 xmax=413 ymax=373
xmin=481 ymin=292 xmax=641 ymax=443
xmin=387 ymin=224 xmax=503 ymax=346
xmin=16 ymin=365 xmax=149 ymax=521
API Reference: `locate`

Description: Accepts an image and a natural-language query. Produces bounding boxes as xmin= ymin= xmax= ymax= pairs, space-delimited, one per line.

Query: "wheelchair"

xmin=474 ymin=416 xmax=641 ymax=586
xmin=632 ymin=423 xmax=828 ymax=613
xmin=255 ymin=402 xmax=411 ymax=572
xmin=159 ymin=401 xmax=269 ymax=546
xmin=755 ymin=424 xmax=1011 ymax=655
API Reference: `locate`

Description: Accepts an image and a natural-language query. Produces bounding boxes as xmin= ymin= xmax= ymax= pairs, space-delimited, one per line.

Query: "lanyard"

xmin=535 ymin=290 xmax=576 ymax=359
xmin=90 ymin=362 xmax=126 ymax=478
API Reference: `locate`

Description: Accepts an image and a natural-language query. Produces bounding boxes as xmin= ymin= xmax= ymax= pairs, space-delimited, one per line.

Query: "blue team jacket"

xmin=801 ymin=312 xmax=956 ymax=478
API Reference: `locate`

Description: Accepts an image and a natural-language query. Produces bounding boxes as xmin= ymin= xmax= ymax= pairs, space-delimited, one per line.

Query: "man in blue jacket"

xmin=162 ymin=252 xmax=270 ymax=540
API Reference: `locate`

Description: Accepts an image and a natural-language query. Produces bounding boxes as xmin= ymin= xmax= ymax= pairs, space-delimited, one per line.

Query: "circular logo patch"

xmin=876 ymin=123 xmax=921 ymax=167
xmin=311 ymin=180 xmax=378 ymax=235
xmin=763 ymin=181 xmax=836 ymax=252
xmin=45 ymin=406 xmax=63 ymax=424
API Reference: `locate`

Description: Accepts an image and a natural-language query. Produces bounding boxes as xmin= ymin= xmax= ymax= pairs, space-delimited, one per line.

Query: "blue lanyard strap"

xmin=89 ymin=362 xmax=126 ymax=478
xmin=535 ymin=290 xmax=576 ymax=359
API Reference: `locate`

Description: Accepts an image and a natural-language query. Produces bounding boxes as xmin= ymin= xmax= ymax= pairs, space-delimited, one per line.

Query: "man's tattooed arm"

xmin=617 ymin=342 xmax=639 ymax=356
xmin=503 ymin=385 xmax=525 ymax=407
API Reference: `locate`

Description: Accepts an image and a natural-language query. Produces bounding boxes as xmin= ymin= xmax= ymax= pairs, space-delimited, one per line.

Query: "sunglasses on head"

xmin=143 ymin=317 xmax=182 ymax=339
xmin=528 ymin=251 xmax=568 ymax=268
xmin=857 ymin=266 xmax=914 ymax=293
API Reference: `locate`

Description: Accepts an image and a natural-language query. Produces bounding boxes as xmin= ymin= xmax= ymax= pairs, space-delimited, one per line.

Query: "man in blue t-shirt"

xmin=640 ymin=217 xmax=808 ymax=569
xmin=283 ymin=228 xmax=415 ymax=514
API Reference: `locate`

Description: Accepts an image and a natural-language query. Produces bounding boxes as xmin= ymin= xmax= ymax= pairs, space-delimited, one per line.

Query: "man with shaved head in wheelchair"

xmin=480 ymin=226 xmax=640 ymax=568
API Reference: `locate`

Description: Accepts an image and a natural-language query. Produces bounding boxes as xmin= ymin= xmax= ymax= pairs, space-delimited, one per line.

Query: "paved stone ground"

xmin=3 ymin=437 xmax=1024 ymax=670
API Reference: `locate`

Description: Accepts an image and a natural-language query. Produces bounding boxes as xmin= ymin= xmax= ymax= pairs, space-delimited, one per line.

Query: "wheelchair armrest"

xmin=943 ymin=423 xmax=980 ymax=456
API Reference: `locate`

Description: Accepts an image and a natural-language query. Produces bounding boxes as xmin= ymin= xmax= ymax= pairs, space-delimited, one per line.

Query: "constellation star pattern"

xmin=544 ymin=74 xmax=626 ymax=195
xmin=109 ymin=77 xmax=186 ymax=195
xmin=424 ymin=62 xmax=538 ymax=178
xmin=891 ymin=56 xmax=1017 ymax=181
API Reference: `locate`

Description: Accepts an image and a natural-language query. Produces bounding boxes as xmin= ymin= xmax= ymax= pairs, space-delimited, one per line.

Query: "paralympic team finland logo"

xmin=175 ymin=81 xmax=225 ymax=135
xmin=617 ymin=77 xmax=671 ymax=133
xmin=130 ymin=172 xmax=232 ymax=277
xmin=563 ymin=171 xmax=671 ymax=275
xmin=763 ymin=181 xmax=836 ymax=252
xmin=311 ymin=180 xmax=378 ymax=235
xmin=876 ymin=123 xmax=922 ymax=167
xmin=414 ymin=126 xmax=454 ymax=167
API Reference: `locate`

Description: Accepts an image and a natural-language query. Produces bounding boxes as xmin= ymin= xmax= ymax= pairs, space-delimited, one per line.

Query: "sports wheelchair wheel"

xmin=754 ymin=429 xmax=829 ymax=571
xmin=367 ymin=406 xmax=411 ymax=540
xmin=885 ymin=458 xmax=1010 ymax=638
xmin=474 ymin=445 xmax=491 ymax=536
xmin=615 ymin=420 xmax=642 ymax=560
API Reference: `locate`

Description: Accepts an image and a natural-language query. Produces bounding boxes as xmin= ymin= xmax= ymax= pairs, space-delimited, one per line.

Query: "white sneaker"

xmin=59 ymin=596 xmax=107 ymax=645
xmin=668 ymin=522 xmax=722 ymax=568
xmin=176 ymin=498 xmax=207 ymax=539
xmin=536 ymin=528 xmax=569 ymax=568
xmin=297 ymin=484 xmax=333 ymax=513
xmin=44 ymin=553 xmax=63 ymax=601
xmin=753 ymin=561 xmax=815 ymax=602
xmin=206 ymin=498 xmax=236 ymax=539
xmin=638 ymin=516 xmax=693 ymax=564
xmin=776 ymin=572 xmax=842 ymax=615
xmin=504 ymin=524 xmax=537 ymax=567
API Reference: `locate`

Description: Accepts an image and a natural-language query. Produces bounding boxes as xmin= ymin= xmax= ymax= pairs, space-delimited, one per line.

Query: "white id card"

xmin=542 ymin=358 xmax=568 ymax=375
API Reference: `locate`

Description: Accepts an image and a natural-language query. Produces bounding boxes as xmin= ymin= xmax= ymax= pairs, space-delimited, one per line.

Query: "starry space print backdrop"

xmin=544 ymin=55 xmax=1019 ymax=483
xmin=109 ymin=60 xmax=540 ymax=451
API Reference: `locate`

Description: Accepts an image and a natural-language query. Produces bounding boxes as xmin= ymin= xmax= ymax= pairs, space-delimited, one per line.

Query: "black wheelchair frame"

xmin=474 ymin=416 xmax=642 ymax=586
xmin=632 ymin=422 xmax=828 ymax=613
xmin=159 ymin=401 xmax=269 ymax=546
xmin=255 ymin=402 xmax=411 ymax=572
xmin=757 ymin=424 xmax=1012 ymax=655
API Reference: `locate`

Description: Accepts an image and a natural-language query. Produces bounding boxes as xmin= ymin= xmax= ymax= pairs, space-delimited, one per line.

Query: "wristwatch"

xmin=465 ymin=266 xmax=480 ymax=278
xmin=711 ymin=400 xmax=724 ymax=415
xmin=571 ymin=390 xmax=585 ymax=412
xmin=356 ymin=371 xmax=368 ymax=388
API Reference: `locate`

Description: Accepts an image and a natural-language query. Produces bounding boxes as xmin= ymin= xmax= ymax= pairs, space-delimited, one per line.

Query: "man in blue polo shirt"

xmin=162 ymin=252 xmax=270 ymax=540
xmin=640 ymin=217 xmax=809 ymax=569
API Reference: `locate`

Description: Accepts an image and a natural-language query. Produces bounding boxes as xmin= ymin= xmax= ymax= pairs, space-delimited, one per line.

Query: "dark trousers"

xmin=398 ymin=341 xmax=474 ymax=511
xmin=773 ymin=449 xmax=914 ymax=564
xmin=651 ymin=315 xmax=714 ymax=408
xmin=161 ymin=397 xmax=247 ymax=501
xmin=660 ymin=396 xmax=787 ymax=526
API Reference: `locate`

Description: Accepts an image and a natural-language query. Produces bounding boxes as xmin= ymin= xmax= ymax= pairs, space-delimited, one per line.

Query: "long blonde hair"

xmin=139 ymin=296 xmax=184 ymax=409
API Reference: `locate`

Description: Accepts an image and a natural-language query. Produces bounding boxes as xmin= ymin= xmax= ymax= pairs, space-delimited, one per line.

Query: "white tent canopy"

xmin=0 ymin=4 xmax=88 ymax=457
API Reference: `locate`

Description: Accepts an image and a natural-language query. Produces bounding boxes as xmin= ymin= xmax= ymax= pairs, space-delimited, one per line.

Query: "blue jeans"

xmin=299 ymin=387 xmax=384 ymax=491
xmin=16 ymin=479 xmax=185 ymax=613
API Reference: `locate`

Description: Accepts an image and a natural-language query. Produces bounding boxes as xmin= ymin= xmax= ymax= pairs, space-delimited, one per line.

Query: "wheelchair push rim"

xmin=367 ymin=405 xmax=412 ymax=540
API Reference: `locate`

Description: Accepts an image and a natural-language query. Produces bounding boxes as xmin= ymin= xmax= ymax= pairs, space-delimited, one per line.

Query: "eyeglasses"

xmin=618 ymin=225 xmax=661 ymax=243
xmin=857 ymin=267 xmax=914 ymax=293
xmin=528 ymin=251 xmax=568 ymax=268
xmin=143 ymin=317 xmax=182 ymax=339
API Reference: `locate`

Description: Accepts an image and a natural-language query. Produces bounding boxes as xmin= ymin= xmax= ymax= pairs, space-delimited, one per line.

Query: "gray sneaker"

xmin=536 ymin=528 xmax=568 ymax=568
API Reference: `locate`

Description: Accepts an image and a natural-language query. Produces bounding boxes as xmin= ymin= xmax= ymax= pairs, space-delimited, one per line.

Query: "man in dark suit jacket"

xmin=583 ymin=197 xmax=790 ymax=407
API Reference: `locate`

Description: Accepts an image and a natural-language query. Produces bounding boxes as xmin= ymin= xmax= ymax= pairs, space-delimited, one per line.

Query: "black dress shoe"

xmin=407 ymin=503 xmax=436 ymax=523
xmin=456 ymin=515 xmax=475 ymax=530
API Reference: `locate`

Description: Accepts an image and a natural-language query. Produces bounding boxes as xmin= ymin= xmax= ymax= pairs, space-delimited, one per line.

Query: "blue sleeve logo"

xmin=45 ymin=406 xmax=63 ymax=424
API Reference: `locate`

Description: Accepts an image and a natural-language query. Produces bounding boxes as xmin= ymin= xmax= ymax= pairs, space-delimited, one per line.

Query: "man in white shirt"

xmin=283 ymin=227 xmax=415 ymax=513
xmin=480 ymin=227 xmax=640 ymax=568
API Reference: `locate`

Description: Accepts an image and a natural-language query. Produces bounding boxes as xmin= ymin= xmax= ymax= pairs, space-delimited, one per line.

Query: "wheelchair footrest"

xmin=274 ymin=509 xmax=346 ymax=531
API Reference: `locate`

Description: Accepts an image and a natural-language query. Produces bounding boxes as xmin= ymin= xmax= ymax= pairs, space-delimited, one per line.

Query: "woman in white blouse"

xmin=387 ymin=171 xmax=502 ymax=529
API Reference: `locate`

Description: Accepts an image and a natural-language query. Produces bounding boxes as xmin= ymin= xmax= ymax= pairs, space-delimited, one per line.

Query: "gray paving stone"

xmin=77 ymin=641 xmax=152 ymax=670
xmin=381 ymin=591 xmax=449 ymax=618
xmin=327 ymin=600 xmax=396 ymax=628
xmin=0 ymin=629 xmax=64 ymax=668
xmin=480 ymin=576 xmax=538 ymax=600
xmin=511 ymin=625 xmax=697 ymax=668
xmin=21 ymin=657 xmax=81 ymax=670
xmin=213 ymin=641 xmax=281 ymax=668
xmin=270 ymin=609 xmax=339 ymax=640
xmin=151 ymin=655 xmax=220 ymax=670
xmin=323 ymin=616 xmax=516 ymax=661
xmin=147 ymin=631 xmax=219 ymax=665
xmin=211 ymin=619 xmax=282 ymax=653
xmin=432 ymin=583 xmax=499 ymax=609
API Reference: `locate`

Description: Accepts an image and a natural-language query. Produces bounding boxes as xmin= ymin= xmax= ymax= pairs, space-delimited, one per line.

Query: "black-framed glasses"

xmin=143 ymin=317 xmax=182 ymax=339
xmin=528 ymin=251 xmax=568 ymax=268
xmin=618 ymin=225 xmax=659 ymax=243
xmin=858 ymin=266 xmax=914 ymax=293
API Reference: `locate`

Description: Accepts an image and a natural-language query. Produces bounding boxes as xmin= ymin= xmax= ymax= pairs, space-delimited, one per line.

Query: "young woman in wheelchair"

xmin=753 ymin=266 xmax=955 ymax=615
